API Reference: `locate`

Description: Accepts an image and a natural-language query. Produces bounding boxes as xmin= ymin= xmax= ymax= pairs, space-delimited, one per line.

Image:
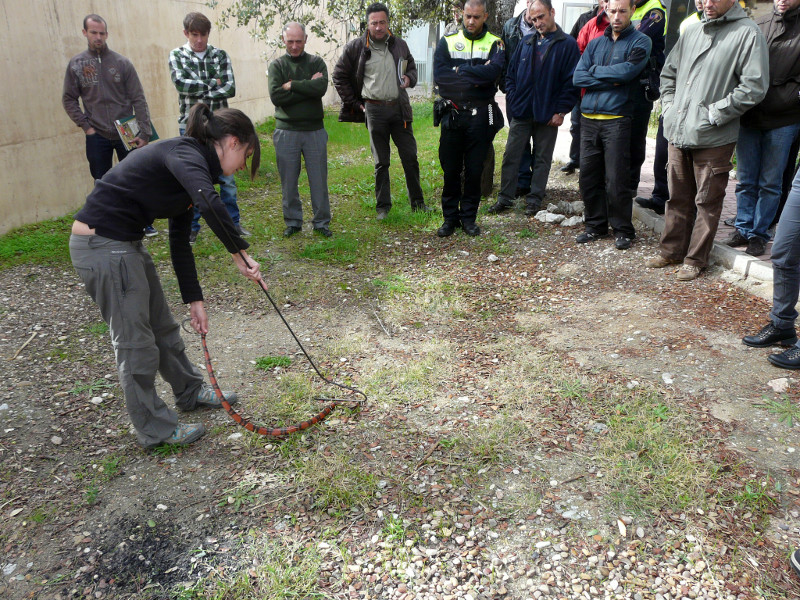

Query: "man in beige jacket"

xmin=645 ymin=0 xmax=768 ymax=281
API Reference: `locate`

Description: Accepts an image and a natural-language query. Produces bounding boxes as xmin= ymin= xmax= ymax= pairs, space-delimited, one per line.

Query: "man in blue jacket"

xmin=489 ymin=0 xmax=580 ymax=217
xmin=573 ymin=0 xmax=652 ymax=250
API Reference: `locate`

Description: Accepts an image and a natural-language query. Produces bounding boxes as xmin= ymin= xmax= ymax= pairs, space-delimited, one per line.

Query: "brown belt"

xmin=364 ymin=98 xmax=398 ymax=106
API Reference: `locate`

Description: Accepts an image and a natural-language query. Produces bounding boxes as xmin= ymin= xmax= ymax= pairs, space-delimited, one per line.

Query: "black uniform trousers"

xmin=439 ymin=104 xmax=494 ymax=226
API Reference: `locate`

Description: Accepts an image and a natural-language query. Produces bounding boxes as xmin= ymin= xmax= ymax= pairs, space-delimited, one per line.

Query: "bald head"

xmin=282 ymin=22 xmax=307 ymax=57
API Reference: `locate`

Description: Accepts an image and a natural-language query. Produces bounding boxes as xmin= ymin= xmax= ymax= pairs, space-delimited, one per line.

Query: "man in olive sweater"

xmin=268 ymin=22 xmax=331 ymax=237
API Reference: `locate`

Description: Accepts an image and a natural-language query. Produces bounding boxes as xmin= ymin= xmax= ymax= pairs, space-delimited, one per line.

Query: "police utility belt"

xmin=434 ymin=98 xmax=500 ymax=130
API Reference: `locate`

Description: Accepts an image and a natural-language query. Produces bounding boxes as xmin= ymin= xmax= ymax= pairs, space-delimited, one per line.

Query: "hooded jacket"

xmin=661 ymin=2 xmax=769 ymax=148
xmin=740 ymin=6 xmax=800 ymax=130
xmin=332 ymin=31 xmax=417 ymax=123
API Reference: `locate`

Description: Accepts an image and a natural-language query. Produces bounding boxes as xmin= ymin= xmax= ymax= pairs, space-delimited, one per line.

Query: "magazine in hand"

xmin=114 ymin=115 xmax=159 ymax=151
xmin=398 ymin=59 xmax=408 ymax=85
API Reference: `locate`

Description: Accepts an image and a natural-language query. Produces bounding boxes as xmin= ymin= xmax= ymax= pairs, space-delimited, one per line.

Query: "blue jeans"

xmin=770 ymin=168 xmax=800 ymax=333
xmin=179 ymin=126 xmax=241 ymax=232
xmin=85 ymin=133 xmax=130 ymax=180
xmin=735 ymin=123 xmax=800 ymax=242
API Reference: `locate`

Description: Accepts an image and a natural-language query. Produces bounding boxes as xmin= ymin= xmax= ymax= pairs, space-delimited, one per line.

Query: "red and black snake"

xmin=200 ymin=332 xmax=363 ymax=437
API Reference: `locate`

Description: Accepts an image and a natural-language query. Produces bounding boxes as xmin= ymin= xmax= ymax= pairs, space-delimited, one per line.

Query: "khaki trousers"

xmin=661 ymin=142 xmax=735 ymax=268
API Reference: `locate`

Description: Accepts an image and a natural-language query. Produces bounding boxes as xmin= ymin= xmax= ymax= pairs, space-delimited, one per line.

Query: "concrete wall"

xmin=0 ymin=0 xmax=342 ymax=234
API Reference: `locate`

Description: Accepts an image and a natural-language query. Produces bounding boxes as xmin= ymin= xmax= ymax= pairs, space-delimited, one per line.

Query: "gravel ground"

xmin=2 ymin=177 xmax=800 ymax=599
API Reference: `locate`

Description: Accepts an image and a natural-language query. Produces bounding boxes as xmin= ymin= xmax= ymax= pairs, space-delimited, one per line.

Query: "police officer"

xmin=433 ymin=0 xmax=505 ymax=237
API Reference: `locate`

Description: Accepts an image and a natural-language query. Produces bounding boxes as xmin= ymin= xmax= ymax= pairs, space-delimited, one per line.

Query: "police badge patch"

xmin=455 ymin=41 xmax=465 ymax=51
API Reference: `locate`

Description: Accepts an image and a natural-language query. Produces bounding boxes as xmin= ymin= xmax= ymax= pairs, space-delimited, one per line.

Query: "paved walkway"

xmin=494 ymin=94 xmax=774 ymax=283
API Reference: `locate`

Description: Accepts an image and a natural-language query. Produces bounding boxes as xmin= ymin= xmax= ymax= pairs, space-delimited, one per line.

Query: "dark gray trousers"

xmin=498 ymin=118 xmax=559 ymax=209
xmin=69 ymin=234 xmax=205 ymax=447
xmin=364 ymin=102 xmax=424 ymax=211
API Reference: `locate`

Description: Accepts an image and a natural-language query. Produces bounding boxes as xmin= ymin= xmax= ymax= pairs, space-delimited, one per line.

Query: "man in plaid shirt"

xmin=169 ymin=12 xmax=250 ymax=243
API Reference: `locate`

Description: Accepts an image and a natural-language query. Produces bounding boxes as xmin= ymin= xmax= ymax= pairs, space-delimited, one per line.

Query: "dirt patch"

xmin=2 ymin=191 xmax=800 ymax=598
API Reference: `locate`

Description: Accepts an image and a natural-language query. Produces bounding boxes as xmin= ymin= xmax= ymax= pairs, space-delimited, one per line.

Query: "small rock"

xmin=767 ymin=378 xmax=789 ymax=393
xmin=662 ymin=373 xmax=674 ymax=385
xmin=487 ymin=254 xmax=500 ymax=263
xmin=560 ymin=216 xmax=584 ymax=227
xmin=694 ymin=560 xmax=706 ymax=572
xmin=0 ymin=404 xmax=10 ymax=411
xmin=3 ymin=564 xmax=17 ymax=576
xmin=156 ymin=504 xmax=168 ymax=511
xmin=50 ymin=436 xmax=63 ymax=446
xmin=227 ymin=433 xmax=243 ymax=440
xmin=535 ymin=211 xmax=566 ymax=224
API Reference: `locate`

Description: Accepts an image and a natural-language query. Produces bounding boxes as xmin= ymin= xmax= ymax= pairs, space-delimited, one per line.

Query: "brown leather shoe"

xmin=676 ymin=265 xmax=701 ymax=281
xmin=645 ymin=255 xmax=681 ymax=268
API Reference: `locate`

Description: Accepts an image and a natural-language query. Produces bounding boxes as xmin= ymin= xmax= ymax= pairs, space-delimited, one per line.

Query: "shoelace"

xmin=783 ymin=347 xmax=800 ymax=359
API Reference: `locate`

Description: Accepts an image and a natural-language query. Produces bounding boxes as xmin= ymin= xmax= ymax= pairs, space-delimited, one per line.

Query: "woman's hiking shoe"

xmin=194 ymin=383 xmax=238 ymax=409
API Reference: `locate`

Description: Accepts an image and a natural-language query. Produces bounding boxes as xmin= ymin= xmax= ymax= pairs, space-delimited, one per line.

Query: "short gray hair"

xmin=283 ymin=22 xmax=306 ymax=35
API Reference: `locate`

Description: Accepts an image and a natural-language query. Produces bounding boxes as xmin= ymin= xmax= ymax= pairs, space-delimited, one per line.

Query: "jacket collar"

xmin=364 ymin=30 xmax=394 ymax=49
xmin=87 ymin=44 xmax=110 ymax=59
xmin=463 ymin=24 xmax=490 ymax=41
xmin=604 ymin=22 xmax=636 ymax=40
xmin=702 ymin=1 xmax=748 ymax=25
xmin=525 ymin=25 xmax=566 ymax=46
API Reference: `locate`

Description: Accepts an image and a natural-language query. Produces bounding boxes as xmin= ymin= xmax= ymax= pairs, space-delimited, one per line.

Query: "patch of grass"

xmin=290 ymin=448 xmax=379 ymax=512
xmin=500 ymin=487 xmax=543 ymax=518
xmin=382 ymin=514 xmax=409 ymax=542
xmin=172 ymin=532 xmax=324 ymax=600
xmin=754 ymin=396 xmax=800 ymax=427
xmin=29 ymin=503 xmax=55 ymax=524
xmin=314 ymin=465 xmax=378 ymax=512
xmin=255 ymin=355 xmax=292 ymax=371
xmin=461 ymin=414 xmax=531 ymax=468
xmin=0 ymin=215 xmax=73 ymax=270
xmin=517 ymin=228 xmax=539 ymax=239
xmin=595 ymin=390 xmax=718 ymax=514
xmin=557 ymin=378 xmax=592 ymax=402
xmin=151 ymin=444 xmax=187 ymax=458
xmin=372 ymin=274 xmax=412 ymax=295
xmin=488 ymin=233 xmax=508 ymax=253
xmin=366 ymin=351 xmax=449 ymax=404
xmin=724 ymin=479 xmax=780 ymax=521
xmin=219 ymin=481 xmax=258 ymax=512
xmin=97 ymin=454 xmax=124 ymax=481
xmin=85 ymin=321 xmax=109 ymax=336
xmin=85 ymin=485 xmax=99 ymax=505
xmin=69 ymin=378 xmax=115 ymax=396
xmin=296 ymin=233 xmax=361 ymax=264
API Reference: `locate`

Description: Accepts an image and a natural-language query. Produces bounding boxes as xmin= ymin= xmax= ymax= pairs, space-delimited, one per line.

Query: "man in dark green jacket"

xmin=268 ymin=22 xmax=332 ymax=238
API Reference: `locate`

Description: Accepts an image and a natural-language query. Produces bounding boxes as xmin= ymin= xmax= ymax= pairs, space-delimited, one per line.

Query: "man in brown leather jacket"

xmin=332 ymin=2 xmax=429 ymax=219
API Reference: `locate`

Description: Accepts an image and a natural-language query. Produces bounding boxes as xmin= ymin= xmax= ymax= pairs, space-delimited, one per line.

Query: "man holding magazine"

xmin=62 ymin=14 xmax=152 ymax=182
xmin=332 ymin=2 xmax=430 ymax=220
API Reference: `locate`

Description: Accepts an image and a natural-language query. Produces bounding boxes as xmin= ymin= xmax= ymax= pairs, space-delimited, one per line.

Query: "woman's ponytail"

xmin=185 ymin=102 xmax=261 ymax=180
